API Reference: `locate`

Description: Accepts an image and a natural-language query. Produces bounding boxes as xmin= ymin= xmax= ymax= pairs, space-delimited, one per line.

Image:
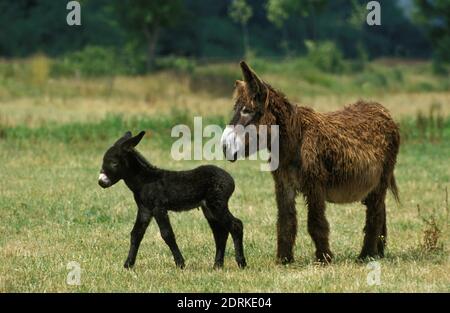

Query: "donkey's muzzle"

xmin=222 ymin=145 xmax=237 ymax=162
xmin=221 ymin=126 xmax=241 ymax=162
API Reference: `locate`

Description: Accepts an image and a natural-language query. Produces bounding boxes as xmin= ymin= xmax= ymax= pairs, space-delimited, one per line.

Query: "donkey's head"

xmin=98 ymin=131 xmax=145 ymax=188
xmin=221 ymin=61 xmax=276 ymax=162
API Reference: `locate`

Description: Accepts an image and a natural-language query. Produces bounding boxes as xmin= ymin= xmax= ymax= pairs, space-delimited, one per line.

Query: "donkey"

xmin=98 ymin=131 xmax=246 ymax=269
xmin=221 ymin=61 xmax=400 ymax=264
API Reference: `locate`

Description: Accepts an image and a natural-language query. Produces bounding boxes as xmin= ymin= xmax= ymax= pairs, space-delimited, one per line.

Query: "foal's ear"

xmin=121 ymin=131 xmax=145 ymax=151
xmin=240 ymin=61 xmax=265 ymax=100
xmin=114 ymin=131 xmax=132 ymax=146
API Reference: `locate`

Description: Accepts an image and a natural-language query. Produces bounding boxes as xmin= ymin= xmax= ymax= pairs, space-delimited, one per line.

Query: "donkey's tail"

xmin=389 ymin=174 xmax=400 ymax=204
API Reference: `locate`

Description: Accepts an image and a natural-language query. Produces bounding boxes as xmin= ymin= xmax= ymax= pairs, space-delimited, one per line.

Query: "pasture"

xmin=0 ymin=59 xmax=449 ymax=292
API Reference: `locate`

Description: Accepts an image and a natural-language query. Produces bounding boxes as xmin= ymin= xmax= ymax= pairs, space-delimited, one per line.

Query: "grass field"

xmin=0 ymin=59 xmax=449 ymax=292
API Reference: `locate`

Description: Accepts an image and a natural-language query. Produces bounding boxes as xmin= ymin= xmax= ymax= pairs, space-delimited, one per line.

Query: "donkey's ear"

xmin=121 ymin=131 xmax=145 ymax=150
xmin=114 ymin=131 xmax=132 ymax=146
xmin=240 ymin=61 xmax=265 ymax=98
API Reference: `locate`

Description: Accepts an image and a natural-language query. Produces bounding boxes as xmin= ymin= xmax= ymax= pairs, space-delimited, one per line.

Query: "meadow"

xmin=0 ymin=58 xmax=449 ymax=292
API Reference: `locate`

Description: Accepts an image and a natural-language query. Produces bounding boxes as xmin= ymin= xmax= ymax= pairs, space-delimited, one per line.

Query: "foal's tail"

xmin=389 ymin=174 xmax=400 ymax=204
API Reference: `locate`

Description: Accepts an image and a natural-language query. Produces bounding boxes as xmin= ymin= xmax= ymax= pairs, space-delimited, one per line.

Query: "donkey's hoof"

xmin=356 ymin=253 xmax=380 ymax=263
xmin=277 ymin=256 xmax=294 ymax=265
xmin=316 ymin=251 xmax=334 ymax=264
xmin=175 ymin=261 xmax=186 ymax=269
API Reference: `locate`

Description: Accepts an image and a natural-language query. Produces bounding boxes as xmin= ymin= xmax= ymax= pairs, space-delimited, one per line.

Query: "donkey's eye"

xmin=111 ymin=161 xmax=119 ymax=168
xmin=241 ymin=107 xmax=253 ymax=115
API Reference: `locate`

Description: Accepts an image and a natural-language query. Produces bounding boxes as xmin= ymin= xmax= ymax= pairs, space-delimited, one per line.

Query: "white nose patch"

xmin=98 ymin=173 xmax=111 ymax=184
xmin=221 ymin=126 xmax=244 ymax=160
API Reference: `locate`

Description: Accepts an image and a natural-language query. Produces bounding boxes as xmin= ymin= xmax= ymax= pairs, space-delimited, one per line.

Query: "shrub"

xmin=355 ymin=68 xmax=388 ymax=91
xmin=189 ymin=65 xmax=240 ymax=97
xmin=51 ymin=46 xmax=128 ymax=78
xmin=155 ymin=56 xmax=196 ymax=74
xmin=304 ymin=40 xmax=345 ymax=74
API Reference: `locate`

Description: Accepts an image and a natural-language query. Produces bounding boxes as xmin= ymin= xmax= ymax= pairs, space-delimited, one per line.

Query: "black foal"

xmin=98 ymin=131 xmax=246 ymax=269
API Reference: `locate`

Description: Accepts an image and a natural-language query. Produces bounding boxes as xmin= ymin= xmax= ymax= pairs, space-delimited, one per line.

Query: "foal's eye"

xmin=111 ymin=161 xmax=119 ymax=168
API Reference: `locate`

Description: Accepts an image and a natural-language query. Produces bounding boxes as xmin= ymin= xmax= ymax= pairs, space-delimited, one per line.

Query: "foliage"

xmin=414 ymin=0 xmax=450 ymax=74
xmin=113 ymin=0 xmax=184 ymax=69
xmin=305 ymin=40 xmax=344 ymax=73
xmin=0 ymin=1 xmax=437 ymax=63
xmin=229 ymin=0 xmax=253 ymax=58
xmin=229 ymin=0 xmax=253 ymax=25
xmin=155 ymin=56 xmax=196 ymax=74
xmin=51 ymin=46 xmax=129 ymax=78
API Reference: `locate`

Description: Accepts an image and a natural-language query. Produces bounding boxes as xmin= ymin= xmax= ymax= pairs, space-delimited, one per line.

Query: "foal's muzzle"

xmin=98 ymin=172 xmax=112 ymax=188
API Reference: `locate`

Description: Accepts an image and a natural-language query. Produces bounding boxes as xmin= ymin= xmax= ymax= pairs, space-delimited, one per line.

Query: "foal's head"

xmin=98 ymin=131 xmax=145 ymax=188
xmin=221 ymin=61 xmax=277 ymax=162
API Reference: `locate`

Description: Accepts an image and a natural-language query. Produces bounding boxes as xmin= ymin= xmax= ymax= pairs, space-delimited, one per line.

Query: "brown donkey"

xmin=222 ymin=61 xmax=400 ymax=264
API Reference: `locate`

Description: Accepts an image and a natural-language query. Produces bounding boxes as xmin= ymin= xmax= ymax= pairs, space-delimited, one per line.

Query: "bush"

xmin=431 ymin=57 xmax=448 ymax=76
xmin=355 ymin=70 xmax=388 ymax=91
xmin=155 ymin=56 xmax=196 ymax=74
xmin=189 ymin=65 xmax=240 ymax=97
xmin=51 ymin=46 xmax=129 ymax=78
xmin=305 ymin=40 xmax=345 ymax=74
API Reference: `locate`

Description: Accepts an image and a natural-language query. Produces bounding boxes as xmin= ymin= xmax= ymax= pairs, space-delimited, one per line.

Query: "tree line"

xmin=0 ymin=0 xmax=447 ymax=69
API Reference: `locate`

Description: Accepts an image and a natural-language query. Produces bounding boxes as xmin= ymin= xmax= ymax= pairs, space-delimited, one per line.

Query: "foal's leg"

xmin=359 ymin=187 xmax=387 ymax=260
xmin=227 ymin=211 xmax=246 ymax=268
xmin=154 ymin=209 xmax=185 ymax=268
xmin=201 ymin=205 xmax=229 ymax=269
xmin=124 ymin=208 xmax=153 ymax=268
xmin=274 ymin=178 xmax=297 ymax=264
xmin=305 ymin=190 xmax=333 ymax=263
xmin=207 ymin=200 xmax=246 ymax=268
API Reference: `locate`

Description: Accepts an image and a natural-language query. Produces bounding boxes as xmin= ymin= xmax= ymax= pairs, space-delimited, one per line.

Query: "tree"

xmin=113 ymin=0 xmax=183 ymax=70
xmin=229 ymin=0 xmax=253 ymax=58
xmin=348 ymin=0 xmax=369 ymax=69
xmin=414 ymin=0 xmax=450 ymax=73
xmin=266 ymin=0 xmax=327 ymax=40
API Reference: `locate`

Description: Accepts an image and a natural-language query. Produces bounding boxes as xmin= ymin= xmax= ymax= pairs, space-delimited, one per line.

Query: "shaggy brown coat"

xmin=224 ymin=61 xmax=400 ymax=263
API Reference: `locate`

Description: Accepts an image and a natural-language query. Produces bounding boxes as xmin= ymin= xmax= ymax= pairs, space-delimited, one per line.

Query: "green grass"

xmin=0 ymin=118 xmax=448 ymax=292
xmin=0 ymin=58 xmax=449 ymax=292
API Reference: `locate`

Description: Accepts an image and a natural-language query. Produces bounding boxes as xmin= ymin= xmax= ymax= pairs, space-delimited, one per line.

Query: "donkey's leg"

xmin=359 ymin=187 xmax=387 ymax=260
xmin=154 ymin=209 xmax=185 ymax=268
xmin=274 ymin=178 xmax=297 ymax=264
xmin=305 ymin=190 xmax=333 ymax=263
xmin=124 ymin=208 xmax=153 ymax=268
xmin=201 ymin=205 xmax=229 ymax=269
xmin=377 ymin=204 xmax=387 ymax=258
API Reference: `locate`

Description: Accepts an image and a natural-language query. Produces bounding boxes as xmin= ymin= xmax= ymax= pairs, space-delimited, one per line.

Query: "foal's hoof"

xmin=237 ymin=259 xmax=247 ymax=269
xmin=316 ymin=251 xmax=334 ymax=264
xmin=124 ymin=259 xmax=134 ymax=269
xmin=356 ymin=253 xmax=381 ymax=263
xmin=175 ymin=261 xmax=186 ymax=269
